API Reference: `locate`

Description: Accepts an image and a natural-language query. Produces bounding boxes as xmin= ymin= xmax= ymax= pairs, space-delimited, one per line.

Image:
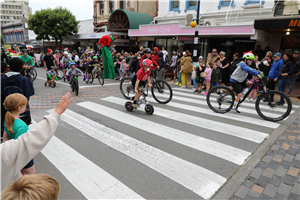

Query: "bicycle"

xmin=120 ymin=68 xmax=173 ymax=104
xmin=45 ymin=76 xmax=56 ymax=88
xmin=87 ymin=65 xmax=104 ymax=85
xmin=55 ymin=64 xmax=65 ymax=80
xmin=23 ymin=65 xmax=35 ymax=83
xmin=66 ymin=74 xmax=86 ymax=96
xmin=206 ymin=77 xmax=292 ymax=122
xmin=125 ymin=92 xmax=154 ymax=115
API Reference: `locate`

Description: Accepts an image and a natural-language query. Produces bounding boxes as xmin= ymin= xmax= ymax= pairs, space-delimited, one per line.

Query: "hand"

xmin=267 ymin=78 xmax=269 ymax=81
xmin=257 ymin=74 xmax=262 ymax=79
xmin=274 ymin=79 xmax=277 ymax=82
xmin=135 ymin=89 xmax=138 ymax=94
xmin=54 ymin=93 xmax=73 ymax=115
xmin=46 ymin=68 xmax=48 ymax=71
xmin=148 ymin=84 xmax=152 ymax=88
xmin=157 ymin=66 xmax=160 ymax=69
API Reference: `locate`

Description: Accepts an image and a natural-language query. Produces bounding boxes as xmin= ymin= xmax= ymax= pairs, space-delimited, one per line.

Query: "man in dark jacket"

xmin=157 ymin=52 xmax=166 ymax=80
xmin=1 ymin=58 xmax=35 ymax=137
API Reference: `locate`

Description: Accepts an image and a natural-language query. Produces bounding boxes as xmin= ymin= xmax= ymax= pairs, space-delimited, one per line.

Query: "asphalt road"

xmin=29 ymin=67 xmax=300 ymax=200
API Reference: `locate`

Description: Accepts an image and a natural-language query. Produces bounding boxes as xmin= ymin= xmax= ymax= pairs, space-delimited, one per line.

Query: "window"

xmin=4 ymin=21 xmax=6 ymax=24
xmin=120 ymin=0 xmax=126 ymax=9
xmin=9 ymin=5 xmax=11 ymax=9
xmin=218 ymin=0 xmax=235 ymax=10
xmin=5 ymin=5 xmax=7 ymax=8
xmin=185 ymin=0 xmax=198 ymax=12
xmin=2 ymin=5 xmax=4 ymax=8
xmin=13 ymin=16 xmax=16 ymax=19
xmin=12 ymin=5 xmax=14 ymax=9
xmin=10 ymin=11 xmax=12 ymax=14
xmin=19 ymin=6 xmax=21 ymax=9
xmin=244 ymin=0 xmax=265 ymax=5
xmin=17 ymin=16 xmax=19 ymax=19
xmin=169 ymin=1 xmax=180 ymax=13
xmin=109 ymin=1 xmax=114 ymax=13
xmin=100 ymin=0 xmax=104 ymax=10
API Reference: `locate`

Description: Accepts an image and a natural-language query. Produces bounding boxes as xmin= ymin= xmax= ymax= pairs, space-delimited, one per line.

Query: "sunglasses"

xmin=212 ymin=51 xmax=217 ymax=53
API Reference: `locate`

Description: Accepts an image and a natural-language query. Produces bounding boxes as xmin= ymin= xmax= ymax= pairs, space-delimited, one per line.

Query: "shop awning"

xmin=107 ymin=9 xmax=153 ymax=32
xmin=254 ymin=16 xmax=300 ymax=33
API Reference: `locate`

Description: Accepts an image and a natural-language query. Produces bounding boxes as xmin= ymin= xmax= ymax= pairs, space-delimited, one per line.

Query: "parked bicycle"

xmin=206 ymin=78 xmax=292 ymax=122
xmin=86 ymin=64 xmax=104 ymax=85
xmin=120 ymin=68 xmax=173 ymax=104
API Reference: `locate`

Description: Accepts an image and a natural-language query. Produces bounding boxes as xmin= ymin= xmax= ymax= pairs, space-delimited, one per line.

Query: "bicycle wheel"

xmin=120 ymin=77 xmax=135 ymax=100
xmin=125 ymin=101 xmax=133 ymax=111
xmin=151 ymin=80 xmax=173 ymax=104
xmin=26 ymin=72 xmax=34 ymax=83
xmin=31 ymin=68 xmax=37 ymax=80
xmin=56 ymin=68 xmax=64 ymax=80
xmin=51 ymin=81 xmax=56 ymax=88
xmin=97 ymin=71 xmax=104 ymax=85
xmin=88 ymin=73 xmax=94 ymax=83
xmin=145 ymin=104 xmax=154 ymax=115
xmin=74 ymin=81 xmax=79 ymax=96
xmin=206 ymin=86 xmax=235 ymax=113
xmin=255 ymin=90 xmax=292 ymax=122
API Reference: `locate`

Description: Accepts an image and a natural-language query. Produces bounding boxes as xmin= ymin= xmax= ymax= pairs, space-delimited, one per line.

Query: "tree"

xmin=28 ymin=7 xmax=79 ymax=50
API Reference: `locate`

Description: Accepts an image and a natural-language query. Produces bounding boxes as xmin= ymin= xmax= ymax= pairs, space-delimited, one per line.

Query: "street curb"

xmin=213 ymin=107 xmax=300 ymax=200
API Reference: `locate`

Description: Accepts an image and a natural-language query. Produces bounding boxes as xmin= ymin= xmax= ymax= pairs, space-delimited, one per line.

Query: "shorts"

xmin=204 ymin=79 xmax=210 ymax=83
xmin=88 ymin=66 xmax=94 ymax=74
xmin=196 ymin=76 xmax=204 ymax=83
xmin=23 ymin=159 xmax=34 ymax=169
xmin=131 ymin=75 xmax=146 ymax=92
xmin=230 ymin=79 xmax=247 ymax=94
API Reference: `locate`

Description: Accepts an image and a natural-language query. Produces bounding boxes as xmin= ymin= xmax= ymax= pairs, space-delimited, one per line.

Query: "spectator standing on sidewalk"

xmin=206 ymin=48 xmax=220 ymax=64
xmin=176 ymin=51 xmax=183 ymax=86
xmin=229 ymin=53 xmax=242 ymax=76
xmin=218 ymin=51 xmax=230 ymax=86
xmin=194 ymin=56 xmax=205 ymax=93
xmin=275 ymin=52 xmax=295 ymax=105
xmin=171 ymin=51 xmax=178 ymax=83
xmin=157 ymin=51 xmax=166 ymax=80
xmin=180 ymin=50 xmax=193 ymax=88
xmin=161 ymin=46 xmax=168 ymax=63
xmin=287 ymin=51 xmax=300 ymax=95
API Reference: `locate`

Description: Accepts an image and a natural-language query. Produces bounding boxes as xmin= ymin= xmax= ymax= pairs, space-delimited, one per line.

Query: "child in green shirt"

xmin=3 ymin=93 xmax=35 ymax=175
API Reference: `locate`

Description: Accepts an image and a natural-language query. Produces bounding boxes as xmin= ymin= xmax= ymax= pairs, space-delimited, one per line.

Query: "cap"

xmin=273 ymin=52 xmax=281 ymax=57
xmin=199 ymin=56 xmax=203 ymax=59
xmin=173 ymin=51 xmax=176 ymax=54
xmin=294 ymin=51 xmax=299 ymax=54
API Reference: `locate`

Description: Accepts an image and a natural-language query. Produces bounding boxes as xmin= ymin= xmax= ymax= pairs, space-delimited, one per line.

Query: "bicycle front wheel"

xmin=120 ymin=77 xmax=135 ymax=100
xmin=206 ymin=86 xmax=235 ymax=113
xmin=256 ymin=90 xmax=292 ymax=122
xmin=74 ymin=81 xmax=79 ymax=96
xmin=56 ymin=68 xmax=64 ymax=80
xmin=88 ymin=72 xmax=94 ymax=83
xmin=151 ymin=80 xmax=173 ymax=104
xmin=98 ymin=71 xmax=104 ymax=85
xmin=31 ymin=68 xmax=37 ymax=80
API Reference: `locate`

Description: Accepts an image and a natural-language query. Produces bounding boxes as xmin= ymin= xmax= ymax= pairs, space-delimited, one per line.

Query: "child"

xmin=120 ymin=59 xmax=127 ymax=78
xmin=191 ymin=65 xmax=197 ymax=92
xmin=2 ymin=93 xmax=36 ymax=175
xmin=247 ymin=76 xmax=261 ymax=102
xmin=203 ymin=62 xmax=212 ymax=95
xmin=216 ymin=60 xmax=222 ymax=68
xmin=66 ymin=62 xmax=84 ymax=84
xmin=45 ymin=66 xmax=58 ymax=86
xmin=171 ymin=51 xmax=177 ymax=83
xmin=210 ymin=63 xmax=222 ymax=89
xmin=195 ymin=56 xmax=204 ymax=93
xmin=82 ymin=57 xmax=88 ymax=73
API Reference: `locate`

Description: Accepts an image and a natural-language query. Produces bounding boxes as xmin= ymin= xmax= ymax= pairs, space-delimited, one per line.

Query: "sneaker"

xmin=170 ymin=81 xmax=174 ymax=83
xmin=193 ymin=90 xmax=198 ymax=93
xmin=220 ymin=89 xmax=223 ymax=94
xmin=197 ymin=90 xmax=202 ymax=93
xmin=132 ymin=103 xmax=140 ymax=108
xmin=231 ymin=108 xmax=241 ymax=114
xmin=191 ymin=88 xmax=196 ymax=92
xmin=178 ymin=83 xmax=182 ymax=86
xmin=176 ymin=82 xmax=180 ymax=86
xmin=276 ymin=101 xmax=284 ymax=106
xmin=86 ymin=80 xmax=88 ymax=84
xmin=181 ymin=85 xmax=186 ymax=88
xmin=250 ymin=99 xmax=255 ymax=102
xmin=203 ymin=92 xmax=208 ymax=95
xmin=246 ymin=99 xmax=250 ymax=102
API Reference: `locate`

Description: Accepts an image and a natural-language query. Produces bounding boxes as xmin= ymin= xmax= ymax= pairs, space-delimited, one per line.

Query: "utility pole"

xmin=192 ymin=1 xmax=200 ymax=63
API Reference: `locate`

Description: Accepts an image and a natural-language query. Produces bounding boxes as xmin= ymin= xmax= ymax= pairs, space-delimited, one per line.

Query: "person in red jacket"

xmin=139 ymin=48 xmax=158 ymax=70
xmin=151 ymin=47 xmax=159 ymax=69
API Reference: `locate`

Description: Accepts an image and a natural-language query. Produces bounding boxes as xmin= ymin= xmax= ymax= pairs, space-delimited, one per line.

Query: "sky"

xmin=29 ymin=0 xmax=93 ymax=21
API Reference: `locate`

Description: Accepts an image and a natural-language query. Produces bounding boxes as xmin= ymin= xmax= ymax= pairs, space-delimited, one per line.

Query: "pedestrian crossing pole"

xmin=192 ymin=1 xmax=201 ymax=63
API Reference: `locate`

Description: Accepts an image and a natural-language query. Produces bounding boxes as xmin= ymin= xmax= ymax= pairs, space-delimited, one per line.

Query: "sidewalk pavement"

xmin=231 ymin=116 xmax=300 ymax=200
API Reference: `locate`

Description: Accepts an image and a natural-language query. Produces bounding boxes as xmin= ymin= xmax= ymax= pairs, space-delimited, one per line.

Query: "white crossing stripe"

xmin=35 ymin=127 xmax=144 ymax=199
xmin=77 ymin=101 xmax=251 ymax=165
xmin=172 ymin=88 xmax=299 ymax=110
xmin=102 ymin=97 xmax=269 ymax=143
xmin=146 ymin=95 xmax=280 ymax=129
xmin=59 ymin=109 xmax=227 ymax=199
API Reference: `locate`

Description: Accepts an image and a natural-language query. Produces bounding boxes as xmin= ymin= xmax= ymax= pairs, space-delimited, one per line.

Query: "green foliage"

xmin=28 ymin=7 xmax=79 ymax=45
xmin=0 ymin=34 xmax=4 ymax=44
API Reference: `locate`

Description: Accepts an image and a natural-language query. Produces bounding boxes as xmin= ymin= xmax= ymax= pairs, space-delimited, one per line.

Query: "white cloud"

xmin=29 ymin=0 xmax=93 ymax=21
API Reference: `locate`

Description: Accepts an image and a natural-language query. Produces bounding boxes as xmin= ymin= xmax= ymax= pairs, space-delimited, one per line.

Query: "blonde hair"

xmin=122 ymin=59 xmax=126 ymax=63
xmin=1 ymin=174 xmax=60 ymax=200
xmin=3 ymin=94 xmax=27 ymax=133
xmin=87 ymin=57 xmax=91 ymax=61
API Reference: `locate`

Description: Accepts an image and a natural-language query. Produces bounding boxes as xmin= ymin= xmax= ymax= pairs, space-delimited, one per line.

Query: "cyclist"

xmin=230 ymin=51 xmax=263 ymax=114
xmin=86 ymin=56 xmax=102 ymax=84
xmin=61 ymin=51 xmax=72 ymax=81
xmin=131 ymin=59 xmax=152 ymax=108
xmin=66 ymin=62 xmax=84 ymax=84
xmin=139 ymin=48 xmax=158 ymax=71
xmin=45 ymin=66 xmax=58 ymax=86
xmin=19 ymin=49 xmax=34 ymax=76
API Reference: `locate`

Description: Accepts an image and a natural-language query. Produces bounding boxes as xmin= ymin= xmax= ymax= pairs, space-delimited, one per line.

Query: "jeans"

xmin=177 ymin=71 xmax=182 ymax=83
xmin=130 ymin=72 xmax=135 ymax=78
xmin=288 ymin=74 xmax=298 ymax=94
xmin=210 ymin=82 xmax=219 ymax=89
xmin=117 ymin=68 xmax=122 ymax=79
xmin=192 ymin=79 xmax=196 ymax=89
xmin=278 ymin=78 xmax=290 ymax=103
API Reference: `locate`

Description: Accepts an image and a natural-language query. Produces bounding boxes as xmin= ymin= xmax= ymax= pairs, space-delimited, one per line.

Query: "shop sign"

xmin=255 ymin=18 xmax=300 ymax=29
xmin=178 ymin=36 xmax=194 ymax=41
xmin=288 ymin=19 xmax=300 ymax=27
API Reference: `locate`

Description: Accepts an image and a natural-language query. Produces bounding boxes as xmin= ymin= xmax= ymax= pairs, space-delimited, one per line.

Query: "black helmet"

xmin=143 ymin=48 xmax=151 ymax=53
xmin=22 ymin=49 xmax=28 ymax=52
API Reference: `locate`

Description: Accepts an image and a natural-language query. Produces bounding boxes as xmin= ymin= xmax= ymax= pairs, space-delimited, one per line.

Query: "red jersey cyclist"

xmin=131 ymin=59 xmax=153 ymax=108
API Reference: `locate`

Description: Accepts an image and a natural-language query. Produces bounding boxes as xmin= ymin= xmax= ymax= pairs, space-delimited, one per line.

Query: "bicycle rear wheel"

xmin=120 ymin=77 xmax=135 ymax=100
xmin=151 ymin=80 xmax=173 ymax=104
xmin=56 ymin=68 xmax=64 ymax=80
xmin=88 ymin=72 xmax=94 ymax=83
xmin=74 ymin=81 xmax=79 ymax=96
xmin=255 ymin=90 xmax=292 ymax=122
xmin=31 ymin=68 xmax=37 ymax=80
xmin=97 ymin=71 xmax=104 ymax=85
xmin=206 ymin=86 xmax=235 ymax=113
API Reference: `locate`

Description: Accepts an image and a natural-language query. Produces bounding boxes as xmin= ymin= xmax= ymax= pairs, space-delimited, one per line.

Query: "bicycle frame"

xmin=136 ymin=93 xmax=150 ymax=108
xmin=238 ymin=78 xmax=268 ymax=105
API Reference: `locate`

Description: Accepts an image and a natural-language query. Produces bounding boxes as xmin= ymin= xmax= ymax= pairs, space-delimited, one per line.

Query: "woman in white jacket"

xmin=1 ymin=93 xmax=73 ymax=190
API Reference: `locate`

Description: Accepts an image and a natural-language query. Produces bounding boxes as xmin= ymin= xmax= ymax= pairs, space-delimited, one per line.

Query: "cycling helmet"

xmin=143 ymin=48 xmax=151 ymax=54
xmin=93 ymin=56 xmax=98 ymax=60
xmin=70 ymin=62 xmax=76 ymax=66
xmin=142 ymin=59 xmax=153 ymax=68
xmin=50 ymin=66 xmax=56 ymax=69
xmin=63 ymin=51 xmax=68 ymax=55
xmin=22 ymin=49 xmax=28 ymax=52
xmin=242 ymin=51 xmax=256 ymax=60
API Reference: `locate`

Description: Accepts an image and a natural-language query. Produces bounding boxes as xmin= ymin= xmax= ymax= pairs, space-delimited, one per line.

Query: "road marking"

xmin=58 ymin=109 xmax=227 ymax=199
xmin=80 ymin=83 xmax=120 ymax=88
xmin=78 ymin=101 xmax=251 ymax=165
xmin=102 ymin=96 xmax=269 ymax=143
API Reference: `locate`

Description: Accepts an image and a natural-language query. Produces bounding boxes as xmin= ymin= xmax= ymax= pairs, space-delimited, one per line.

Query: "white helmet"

xmin=63 ymin=51 xmax=68 ymax=55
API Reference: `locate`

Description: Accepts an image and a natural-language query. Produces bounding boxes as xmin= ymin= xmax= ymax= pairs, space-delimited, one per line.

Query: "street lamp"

xmin=191 ymin=1 xmax=200 ymax=63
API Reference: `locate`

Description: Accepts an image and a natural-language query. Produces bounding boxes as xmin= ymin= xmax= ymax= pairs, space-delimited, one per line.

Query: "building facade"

xmin=128 ymin=0 xmax=300 ymax=61
xmin=0 ymin=0 xmax=32 ymax=25
xmin=93 ymin=0 xmax=157 ymax=32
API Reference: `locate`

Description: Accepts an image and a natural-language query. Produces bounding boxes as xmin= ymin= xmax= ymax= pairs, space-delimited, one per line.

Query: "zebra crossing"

xmin=34 ymin=88 xmax=299 ymax=200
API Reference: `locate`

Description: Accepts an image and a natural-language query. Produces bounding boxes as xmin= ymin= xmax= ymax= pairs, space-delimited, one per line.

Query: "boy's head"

xmin=143 ymin=48 xmax=151 ymax=58
xmin=216 ymin=60 xmax=221 ymax=65
xmin=8 ymin=58 xmax=23 ymax=72
xmin=142 ymin=59 xmax=152 ymax=72
xmin=173 ymin=51 xmax=176 ymax=55
xmin=1 ymin=61 xmax=8 ymax=73
xmin=243 ymin=52 xmax=255 ymax=65
xmin=1 ymin=174 xmax=60 ymax=200
xmin=50 ymin=66 xmax=56 ymax=71
xmin=212 ymin=63 xmax=218 ymax=69
xmin=70 ymin=63 xmax=76 ymax=68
